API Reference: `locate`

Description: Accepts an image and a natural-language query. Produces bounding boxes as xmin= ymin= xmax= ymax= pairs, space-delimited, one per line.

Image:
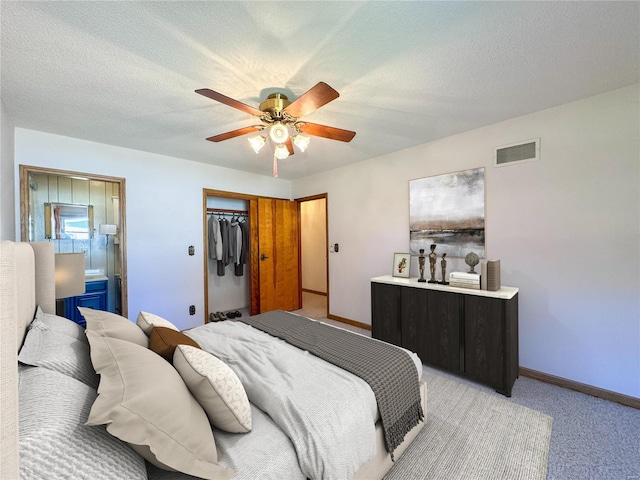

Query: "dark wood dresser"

xmin=371 ymin=275 xmax=519 ymax=396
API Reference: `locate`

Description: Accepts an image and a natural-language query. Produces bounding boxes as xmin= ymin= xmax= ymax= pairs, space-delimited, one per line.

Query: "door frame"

xmin=203 ymin=189 xmax=260 ymax=321
xmin=203 ymin=189 xmax=323 ymax=322
xmin=19 ymin=165 xmax=128 ymax=317
xmin=295 ymin=193 xmax=329 ymax=316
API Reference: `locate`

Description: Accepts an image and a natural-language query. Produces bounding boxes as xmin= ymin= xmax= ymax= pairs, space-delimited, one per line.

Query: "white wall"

xmin=14 ymin=129 xmax=291 ymax=330
xmin=292 ymin=84 xmax=640 ymax=399
xmin=0 ymin=100 xmax=16 ymax=240
xmin=301 ymin=198 xmax=327 ymax=293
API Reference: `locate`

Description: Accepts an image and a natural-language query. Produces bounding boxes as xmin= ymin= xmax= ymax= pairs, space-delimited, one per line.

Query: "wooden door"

xmin=258 ymin=198 xmax=300 ymax=312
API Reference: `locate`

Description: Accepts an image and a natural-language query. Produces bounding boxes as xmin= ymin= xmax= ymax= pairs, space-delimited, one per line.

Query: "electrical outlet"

xmin=189 ymin=305 xmax=195 ymax=315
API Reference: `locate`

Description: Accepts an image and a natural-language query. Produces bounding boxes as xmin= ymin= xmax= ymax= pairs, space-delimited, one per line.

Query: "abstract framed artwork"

xmin=409 ymin=167 xmax=485 ymax=258
xmin=392 ymin=252 xmax=411 ymax=278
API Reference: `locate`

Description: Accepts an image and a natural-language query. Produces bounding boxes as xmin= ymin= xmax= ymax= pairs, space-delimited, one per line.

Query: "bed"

xmin=1 ymin=240 xmax=427 ymax=480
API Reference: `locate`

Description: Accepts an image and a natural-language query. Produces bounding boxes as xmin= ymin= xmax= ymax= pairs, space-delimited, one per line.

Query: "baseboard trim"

xmin=519 ymin=367 xmax=639 ymax=410
xmin=327 ymin=314 xmax=372 ymax=331
xmin=302 ymin=288 xmax=327 ymax=296
xmin=315 ymin=319 xmax=639 ymax=408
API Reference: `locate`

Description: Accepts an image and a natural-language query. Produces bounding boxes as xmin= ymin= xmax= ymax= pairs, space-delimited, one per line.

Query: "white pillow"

xmin=174 ymin=344 xmax=252 ymax=433
xmin=137 ymin=311 xmax=179 ymax=337
xmin=85 ymin=332 xmax=235 ymax=480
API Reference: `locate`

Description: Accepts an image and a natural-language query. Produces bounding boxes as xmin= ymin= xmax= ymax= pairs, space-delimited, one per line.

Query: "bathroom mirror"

xmin=44 ymin=202 xmax=94 ymax=240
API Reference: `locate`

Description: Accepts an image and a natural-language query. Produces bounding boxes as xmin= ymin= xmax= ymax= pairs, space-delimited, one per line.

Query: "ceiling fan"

xmin=195 ymin=82 xmax=356 ymax=176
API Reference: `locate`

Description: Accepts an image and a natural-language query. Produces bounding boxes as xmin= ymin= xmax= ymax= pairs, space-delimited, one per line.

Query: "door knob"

xmin=260 ymin=254 xmax=269 ymax=261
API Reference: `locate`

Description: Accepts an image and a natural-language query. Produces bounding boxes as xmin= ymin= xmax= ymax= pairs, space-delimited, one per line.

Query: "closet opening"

xmin=203 ymin=188 xmax=302 ymax=323
xmin=203 ymin=189 xmax=259 ymax=323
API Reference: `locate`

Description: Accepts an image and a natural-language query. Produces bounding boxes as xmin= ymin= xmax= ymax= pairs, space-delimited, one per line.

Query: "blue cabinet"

xmin=64 ymin=278 xmax=108 ymax=327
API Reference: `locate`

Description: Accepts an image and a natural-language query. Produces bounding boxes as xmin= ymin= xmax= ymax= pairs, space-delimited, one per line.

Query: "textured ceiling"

xmin=2 ymin=1 xmax=638 ymax=179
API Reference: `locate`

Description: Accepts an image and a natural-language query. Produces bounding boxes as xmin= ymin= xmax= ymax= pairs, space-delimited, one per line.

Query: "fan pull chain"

xmin=273 ymin=156 xmax=278 ymax=177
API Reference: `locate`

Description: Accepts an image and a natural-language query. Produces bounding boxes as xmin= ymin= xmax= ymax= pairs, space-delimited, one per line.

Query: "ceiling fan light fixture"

xmin=197 ymin=83 xmax=355 ymax=176
xmin=274 ymin=143 xmax=290 ymax=160
xmin=293 ymin=133 xmax=310 ymax=152
xmin=269 ymin=122 xmax=289 ymax=144
xmin=248 ymin=135 xmax=266 ymax=153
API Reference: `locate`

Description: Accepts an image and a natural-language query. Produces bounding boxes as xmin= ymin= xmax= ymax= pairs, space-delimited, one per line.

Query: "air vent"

xmin=494 ymin=138 xmax=540 ymax=167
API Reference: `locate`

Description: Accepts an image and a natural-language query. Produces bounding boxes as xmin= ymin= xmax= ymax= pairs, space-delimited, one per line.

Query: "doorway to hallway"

xmin=297 ymin=291 xmax=327 ymax=319
xmin=297 ymin=194 xmax=328 ymax=319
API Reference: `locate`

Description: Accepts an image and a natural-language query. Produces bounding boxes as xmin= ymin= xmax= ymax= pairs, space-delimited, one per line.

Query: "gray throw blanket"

xmin=241 ymin=311 xmax=424 ymax=459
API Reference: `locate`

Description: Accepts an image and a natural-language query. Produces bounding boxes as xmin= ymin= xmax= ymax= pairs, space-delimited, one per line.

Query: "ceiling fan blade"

xmin=206 ymin=125 xmax=264 ymax=142
xmin=285 ymin=137 xmax=295 ymax=156
xmin=297 ymin=122 xmax=356 ymax=142
xmin=284 ymin=82 xmax=340 ymax=118
xmin=196 ymin=89 xmax=264 ymax=117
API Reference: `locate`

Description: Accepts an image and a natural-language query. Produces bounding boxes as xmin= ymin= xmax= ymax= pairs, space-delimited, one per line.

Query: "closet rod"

xmin=206 ymin=207 xmax=248 ymax=215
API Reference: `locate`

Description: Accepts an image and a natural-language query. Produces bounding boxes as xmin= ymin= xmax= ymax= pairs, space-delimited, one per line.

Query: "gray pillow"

xmin=18 ymin=365 xmax=147 ymax=480
xmin=18 ymin=327 xmax=98 ymax=389
xmin=30 ymin=305 xmax=88 ymax=344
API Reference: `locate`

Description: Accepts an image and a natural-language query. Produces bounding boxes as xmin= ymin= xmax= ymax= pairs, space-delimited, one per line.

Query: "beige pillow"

xmin=174 ymin=345 xmax=252 ymax=433
xmin=79 ymin=307 xmax=148 ymax=347
xmin=137 ymin=311 xmax=179 ymax=337
xmin=85 ymin=332 xmax=234 ymax=480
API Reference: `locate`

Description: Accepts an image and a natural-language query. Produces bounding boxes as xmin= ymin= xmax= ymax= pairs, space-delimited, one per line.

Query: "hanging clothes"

xmin=235 ymin=220 xmax=242 ymax=263
xmin=235 ymin=219 xmax=249 ymax=276
xmin=208 ymin=214 xmax=223 ymax=261
xmin=209 ymin=211 xmax=249 ymax=277
xmin=229 ymin=217 xmax=240 ymax=266
xmin=217 ymin=217 xmax=230 ymax=276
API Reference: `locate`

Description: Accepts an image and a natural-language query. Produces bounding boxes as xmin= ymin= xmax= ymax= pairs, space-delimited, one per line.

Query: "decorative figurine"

xmin=439 ymin=253 xmax=449 ymax=285
xmin=418 ymin=249 xmax=426 ymax=282
xmin=428 ymin=244 xmax=438 ymax=283
xmin=465 ymin=252 xmax=480 ymax=274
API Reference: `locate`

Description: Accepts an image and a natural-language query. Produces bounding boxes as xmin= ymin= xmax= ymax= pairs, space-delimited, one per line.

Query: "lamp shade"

xmin=274 ymin=144 xmax=290 ymax=160
xmin=269 ymin=122 xmax=289 ymax=143
xmin=54 ymin=253 xmax=85 ymax=299
xmin=248 ymin=135 xmax=266 ymax=153
xmin=293 ymin=133 xmax=310 ymax=152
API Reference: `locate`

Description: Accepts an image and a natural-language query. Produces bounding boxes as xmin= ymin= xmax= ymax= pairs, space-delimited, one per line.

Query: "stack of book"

xmin=449 ymin=271 xmax=480 ymax=289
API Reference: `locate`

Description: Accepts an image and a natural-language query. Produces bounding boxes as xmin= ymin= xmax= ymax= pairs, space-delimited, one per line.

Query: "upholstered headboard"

xmin=0 ymin=241 xmax=55 ymax=479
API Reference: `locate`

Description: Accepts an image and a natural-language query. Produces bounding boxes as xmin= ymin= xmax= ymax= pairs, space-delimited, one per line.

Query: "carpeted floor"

xmin=294 ymin=292 xmax=640 ymax=480
xmin=299 ymin=291 xmax=329 ymax=319
xmin=384 ymin=370 xmax=552 ymax=480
